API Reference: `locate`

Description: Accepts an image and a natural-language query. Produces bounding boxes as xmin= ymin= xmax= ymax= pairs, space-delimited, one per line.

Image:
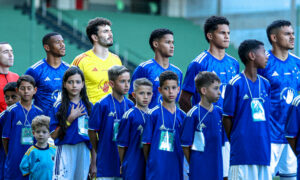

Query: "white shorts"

xmin=229 ymin=165 xmax=271 ymax=180
xmin=222 ymin=141 xmax=230 ymax=177
xmin=96 ymin=178 xmax=122 ymax=180
xmin=53 ymin=142 xmax=90 ymax=180
xmin=270 ymin=143 xmax=297 ymax=177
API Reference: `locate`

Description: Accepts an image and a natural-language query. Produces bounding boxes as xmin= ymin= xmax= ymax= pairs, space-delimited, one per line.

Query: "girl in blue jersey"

xmin=50 ymin=66 xmax=96 ymax=180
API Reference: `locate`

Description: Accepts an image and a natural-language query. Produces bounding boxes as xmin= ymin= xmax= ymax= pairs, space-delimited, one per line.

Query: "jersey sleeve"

xmin=2 ymin=110 xmax=13 ymax=139
xmin=117 ymin=112 xmax=131 ymax=147
xmin=223 ymin=82 xmax=237 ymax=117
xmin=129 ymin=66 xmax=146 ymax=95
xmin=182 ymin=61 xmax=198 ymax=94
xmin=142 ymin=111 xmax=155 ymax=144
xmin=285 ymin=100 xmax=300 ymax=138
xmin=180 ymin=110 xmax=196 ymax=147
xmin=19 ymin=149 xmax=32 ymax=176
xmin=88 ymin=102 xmax=103 ymax=131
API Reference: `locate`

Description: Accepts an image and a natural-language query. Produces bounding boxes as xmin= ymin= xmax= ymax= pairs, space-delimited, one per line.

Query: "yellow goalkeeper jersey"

xmin=72 ymin=50 xmax=122 ymax=104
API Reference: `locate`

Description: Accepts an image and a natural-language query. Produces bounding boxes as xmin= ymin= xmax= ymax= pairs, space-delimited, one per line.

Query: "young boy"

xmin=223 ymin=40 xmax=271 ymax=179
xmin=181 ymin=71 xmax=223 ymax=180
xmin=129 ymin=28 xmax=183 ymax=109
xmin=2 ymin=75 xmax=43 ymax=180
xmin=89 ymin=65 xmax=134 ymax=179
xmin=20 ymin=115 xmax=56 ymax=180
xmin=142 ymin=71 xmax=186 ymax=180
xmin=0 ymin=82 xmax=20 ymax=180
xmin=286 ymin=95 xmax=300 ymax=179
xmin=117 ymin=78 xmax=153 ymax=180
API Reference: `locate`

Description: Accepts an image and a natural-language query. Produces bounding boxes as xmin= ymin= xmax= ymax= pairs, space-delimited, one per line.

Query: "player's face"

xmin=209 ymin=24 xmax=230 ymax=49
xmin=159 ymin=80 xmax=179 ymax=103
xmin=63 ymin=73 xmax=84 ymax=99
xmin=0 ymin=44 xmax=14 ymax=68
xmin=133 ymin=85 xmax=153 ymax=108
xmin=96 ymin=25 xmax=113 ymax=47
xmin=47 ymin=35 xmax=66 ymax=57
xmin=33 ymin=126 xmax=50 ymax=146
xmin=204 ymin=81 xmax=221 ymax=103
xmin=17 ymin=81 xmax=37 ymax=102
xmin=275 ymin=25 xmax=295 ymax=50
xmin=254 ymin=45 xmax=268 ymax=69
xmin=111 ymin=72 xmax=130 ymax=95
xmin=4 ymin=91 xmax=20 ymax=107
xmin=156 ymin=34 xmax=174 ymax=57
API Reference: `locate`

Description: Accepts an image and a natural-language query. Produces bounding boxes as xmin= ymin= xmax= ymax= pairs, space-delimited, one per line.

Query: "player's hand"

xmin=283 ymin=89 xmax=294 ymax=104
xmin=68 ymin=104 xmax=86 ymax=123
xmin=89 ymin=161 xmax=97 ymax=179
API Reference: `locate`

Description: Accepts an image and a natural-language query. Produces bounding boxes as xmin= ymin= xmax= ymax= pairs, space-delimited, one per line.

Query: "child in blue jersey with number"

xmin=50 ymin=66 xmax=95 ymax=180
xmin=2 ymin=75 xmax=43 ymax=180
xmin=117 ymin=78 xmax=153 ymax=180
xmin=181 ymin=71 xmax=223 ymax=180
xmin=286 ymin=95 xmax=300 ymax=180
xmin=223 ymin=40 xmax=271 ymax=180
xmin=0 ymin=82 xmax=20 ymax=180
xmin=89 ymin=65 xmax=134 ymax=180
xmin=20 ymin=115 xmax=56 ymax=180
xmin=142 ymin=71 xmax=186 ymax=180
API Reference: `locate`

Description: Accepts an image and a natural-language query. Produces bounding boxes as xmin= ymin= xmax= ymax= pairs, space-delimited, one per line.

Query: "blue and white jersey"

xmin=50 ymin=100 xmax=91 ymax=146
xmin=89 ymin=94 xmax=134 ymax=178
xmin=223 ymin=73 xmax=271 ymax=166
xmin=181 ymin=105 xmax=223 ymax=180
xmin=129 ymin=59 xmax=183 ymax=108
xmin=142 ymin=104 xmax=186 ymax=180
xmin=0 ymin=110 xmax=7 ymax=180
xmin=20 ymin=144 xmax=56 ymax=180
xmin=116 ymin=107 xmax=148 ymax=180
xmin=25 ymin=58 xmax=69 ymax=115
xmin=182 ymin=50 xmax=239 ymax=107
xmin=258 ymin=50 xmax=300 ymax=144
xmin=2 ymin=102 xmax=43 ymax=180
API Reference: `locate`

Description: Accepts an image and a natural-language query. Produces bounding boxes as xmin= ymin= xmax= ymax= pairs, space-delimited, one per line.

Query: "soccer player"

xmin=129 ymin=28 xmax=183 ymax=109
xmin=72 ymin=17 xmax=122 ymax=104
xmin=89 ymin=65 xmax=134 ymax=179
xmin=20 ymin=115 xmax=56 ymax=180
xmin=142 ymin=71 xmax=186 ymax=180
xmin=181 ymin=71 xmax=223 ymax=180
xmin=117 ymin=78 xmax=153 ymax=180
xmin=223 ymin=40 xmax=271 ymax=179
xmin=0 ymin=82 xmax=20 ymax=179
xmin=258 ymin=20 xmax=298 ymax=179
xmin=2 ymin=75 xmax=44 ymax=180
xmin=25 ymin=32 xmax=69 ymax=115
xmin=0 ymin=42 xmax=19 ymax=113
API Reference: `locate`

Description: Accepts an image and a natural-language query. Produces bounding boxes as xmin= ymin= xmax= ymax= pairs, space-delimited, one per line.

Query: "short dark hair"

xmin=17 ymin=75 xmax=36 ymax=88
xmin=149 ymin=28 xmax=173 ymax=51
xmin=3 ymin=82 xmax=17 ymax=94
xmin=238 ymin=39 xmax=264 ymax=65
xmin=195 ymin=71 xmax=220 ymax=95
xmin=266 ymin=20 xmax=291 ymax=44
xmin=133 ymin=78 xmax=153 ymax=92
xmin=42 ymin=32 xmax=61 ymax=45
xmin=159 ymin=71 xmax=178 ymax=87
xmin=204 ymin=16 xmax=229 ymax=42
xmin=86 ymin=17 xmax=112 ymax=44
xmin=108 ymin=65 xmax=130 ymax=81
xmin=32 ymin=115 xmax=50 ymax=131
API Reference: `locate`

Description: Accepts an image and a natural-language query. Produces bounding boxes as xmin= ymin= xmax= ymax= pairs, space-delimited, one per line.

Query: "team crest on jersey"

xmin=51 ymin=90 xmax=62 ymax=101
xmin=280 ymin=87 xmax=295 ymax=104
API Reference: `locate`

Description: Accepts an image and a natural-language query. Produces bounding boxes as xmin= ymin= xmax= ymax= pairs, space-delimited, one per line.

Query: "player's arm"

xmin=222 ymin=116 xmax=233 ymax=142
xmin=182 ymin=146 xmax=191 ymax=163
xmin=2 ymin=138 xmax=8 ymax=155
xmin=179 ymin=90 xmax=193 ymax=113
xmin=143 ymin=144 xmax=151 ymax=161
xmin=88 ymin=130 xmax=98 ymax=153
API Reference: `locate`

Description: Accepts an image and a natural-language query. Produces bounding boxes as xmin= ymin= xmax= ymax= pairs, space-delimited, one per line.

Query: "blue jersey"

xmin=0 ymin=111 xmax=7 ymax=180
xmin=181 ymin=105 xmax=223 ymax=180
xmin=20 ymin=144 xmax=56 ymax=180
xmin=89 ymin=94 xmax=134 ymax=178
xmin=142 ymin=104 xmax=186 ymax=180
xmin=223 ymin=73 xmax=271 ymax=165
xmin=25 ymin=58 xmax=69 ymax=115
xmin=117 ymin=107 xmax=148 ymax=180
xmin=258 ymin=50 xmax=300 ymax=143
xmin=182 ymin=51 xmax=239 ymax=107
xmin=129 ymin=59 xmax=183 ymax=108
xmin=2 ymin=102 xmax=43 ymax=180
xmin=49 ymin=100 xmax=91 ymax=146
